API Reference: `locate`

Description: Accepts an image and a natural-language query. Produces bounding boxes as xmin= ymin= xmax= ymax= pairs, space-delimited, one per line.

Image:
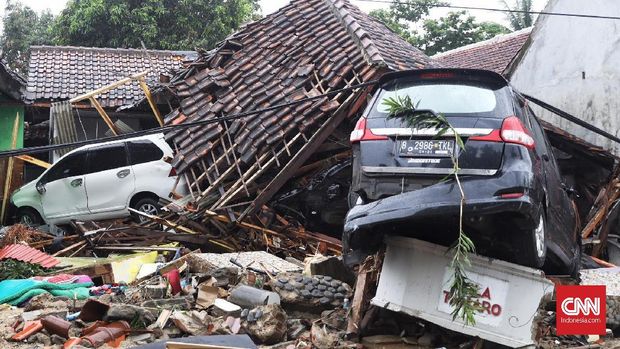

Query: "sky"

xmin=0 ymin=0 xmax=549 ymax=30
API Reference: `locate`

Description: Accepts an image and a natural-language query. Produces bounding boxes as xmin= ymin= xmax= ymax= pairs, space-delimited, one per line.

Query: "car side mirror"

xmin=36 ymin=181 xmax=46 ymax=195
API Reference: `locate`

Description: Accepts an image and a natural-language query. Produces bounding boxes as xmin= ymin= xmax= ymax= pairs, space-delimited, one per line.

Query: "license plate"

xmin=398 ymin=140 xmax=454 ymax=157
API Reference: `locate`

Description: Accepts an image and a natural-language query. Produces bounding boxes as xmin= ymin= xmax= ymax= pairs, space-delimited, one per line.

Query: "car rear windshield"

xmin=370 ymin=80 xmax=514 ymax=118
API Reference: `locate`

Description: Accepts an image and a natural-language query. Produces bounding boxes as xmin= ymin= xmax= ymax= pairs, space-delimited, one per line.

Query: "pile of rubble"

xmin=6 ymin=216 xmax=620 ymax=349
xmin=0 ymin=236 xmax=361 ymax=349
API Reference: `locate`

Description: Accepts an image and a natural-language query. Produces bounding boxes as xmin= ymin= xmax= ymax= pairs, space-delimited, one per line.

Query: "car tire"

xmin=517 ymin=212 xmax=547 ymax=269
xmin=131 ymin=197 xmax=161 ymax=223
xmin=17 ymin=208 xmax=43 ymax=226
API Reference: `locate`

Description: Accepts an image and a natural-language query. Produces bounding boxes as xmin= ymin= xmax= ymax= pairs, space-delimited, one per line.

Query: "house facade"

xmin=507 ymin=0 xmax=620 ymax=155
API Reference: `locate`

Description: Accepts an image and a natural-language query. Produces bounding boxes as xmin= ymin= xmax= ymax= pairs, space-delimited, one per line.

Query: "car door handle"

xmin=542 ymin=154 xmax=550 ymax=162
xmin=117 ymin=169 xmax=131 ymax=178
xmin=70 ymin=178 xmax=83 ymax=187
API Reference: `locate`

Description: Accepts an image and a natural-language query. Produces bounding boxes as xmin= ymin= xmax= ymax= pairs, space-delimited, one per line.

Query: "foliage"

xmin=503 ymin=0 xmax=534 ymax=30
xmin=51 ymin=0 xmax=260 ymax=51
xmin=0 ymin=259 xmax=46 ymax=281
xmin=0 ymin=0 xmax=55 ymax=75
xmin=414 ymin=11 xmax=510 ymax=55
xmin=388 ymin=0 xmax=444 ymax=23
xmin=382 ymin=95 xmax=480 ymax=325
xmin=369 ymin=1 xmax=510 ymax=56
xmin=368 ymin=9 xmax=415 ymax=43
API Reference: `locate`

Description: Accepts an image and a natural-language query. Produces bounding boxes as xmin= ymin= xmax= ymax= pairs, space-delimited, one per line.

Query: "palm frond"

xmin=382 ymin=95 xmax=480 ymax=325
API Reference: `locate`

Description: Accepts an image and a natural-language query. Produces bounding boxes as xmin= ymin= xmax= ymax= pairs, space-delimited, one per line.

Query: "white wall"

xmin=509 ymin=0 xmax=620 ymax=154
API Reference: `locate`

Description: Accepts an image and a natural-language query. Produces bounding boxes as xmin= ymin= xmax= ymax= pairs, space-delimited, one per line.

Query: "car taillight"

xmin=470 ymin=116 xmax=535 ymax=149
xmin=350 ymin=117 xmax=388 ymax=143
xmin=168 ymin=167 xmax=177 ymax=177
xmin=500 ymin=116 xmax=535 ymax=149
xmin=499 ymin=192 xmax=524 ymax=199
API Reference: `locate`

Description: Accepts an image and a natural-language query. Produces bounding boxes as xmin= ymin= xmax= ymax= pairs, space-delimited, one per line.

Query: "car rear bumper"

xmin=343 ymin=170 xmax=542 ymax=265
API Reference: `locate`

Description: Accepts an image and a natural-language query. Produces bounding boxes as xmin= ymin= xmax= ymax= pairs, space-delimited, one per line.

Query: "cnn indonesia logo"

xmin=556 ymin=285 xmax=606 ymax=335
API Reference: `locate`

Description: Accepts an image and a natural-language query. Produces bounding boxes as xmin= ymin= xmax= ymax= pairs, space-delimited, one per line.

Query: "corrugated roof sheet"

xmin=25 ymin=46 xmax=195 ymax=107
xmin=0 ymin=244 xmax=60 ymax=268
xmin=433 ymin=27 xmax=532 ymax=75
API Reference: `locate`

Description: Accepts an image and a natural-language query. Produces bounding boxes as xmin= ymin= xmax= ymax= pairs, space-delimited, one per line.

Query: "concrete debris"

xmin=304 ymin=254 xmax=355 ymax=286
xmin=244 ymin=304 xmax=287 ymax=345
xmin=187 ymin=251 xmax=303 ymax=275
xmin=229 ymin=285 xmax=280 ymax=308
xmin=270 ymin=272 xmax=352 ymax=311
xmin=580 ymin=267 xmax=620 ymax=295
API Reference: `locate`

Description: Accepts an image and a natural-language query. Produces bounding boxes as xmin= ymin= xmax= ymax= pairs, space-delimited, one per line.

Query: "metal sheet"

xmin=0 ymin=244 xmax=60 ymax=268
xmin=372 ymin=236 xmax=554 ymax=348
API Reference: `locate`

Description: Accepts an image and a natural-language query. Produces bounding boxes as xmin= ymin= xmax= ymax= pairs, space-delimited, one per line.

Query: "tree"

xmin=418 ymin=12 xmax=510 ymax=55
xmin=369 ymin=1 xmax=509 ymax=56
xmin=368 ymin=9 xmax=414 ymax=43
xmin=1 ymin=1 xmax=55 ymax=75
xmin=51 ymin=0 xmax=260 ymax=51
xmin=503 ymin=0 xmax=534 ymax=30
xmin=369 ymin=0 xmax=441 ymax=44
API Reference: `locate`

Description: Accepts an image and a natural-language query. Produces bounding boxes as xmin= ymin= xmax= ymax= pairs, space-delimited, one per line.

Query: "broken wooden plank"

xmin=1 ymin=112 xmax=21 ymax=224
xmin=346 ymin=270 xmax=369 ymax=338
xmin=590 ymin=255 xmax=617 ymax=268
xmin=70 ymin=70 xmax=149 ymax=103
xmin=94 ymin=246 xmax=180 ymax=252
xmin=52 ymin=240 xmax=87 ymax=257
xmin=16 ymin=155 xmax=51 ymax=169
xmin=237 ymin=90 xmax=361 ymax=221
xmin=138 ymin=78 xmax=164 ymax=126
xmin=89 ymin=97 xmax=119 ymax=135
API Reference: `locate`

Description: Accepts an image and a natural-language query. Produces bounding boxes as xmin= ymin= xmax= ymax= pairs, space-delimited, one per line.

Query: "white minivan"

xmin=10 ymin=133 xmax=184 ymax=225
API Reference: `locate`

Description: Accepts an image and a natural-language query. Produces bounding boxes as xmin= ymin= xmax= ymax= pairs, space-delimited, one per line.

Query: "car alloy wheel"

xmin=138 ymin=203 xmax=159 ymax=221
xmin=21 ymin=215 xmax=34 ymax=226
xmin=534 ymin=213 xmax=546 ymax=258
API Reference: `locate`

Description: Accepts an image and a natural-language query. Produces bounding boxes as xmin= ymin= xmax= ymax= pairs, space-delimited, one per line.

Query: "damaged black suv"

xmin=344 ymin=69 xmax=581 ymax=276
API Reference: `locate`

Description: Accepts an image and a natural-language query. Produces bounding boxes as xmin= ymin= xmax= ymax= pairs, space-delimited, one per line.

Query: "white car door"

xmin=127 ymin=139 xmax=173 ymax=198
xmin=40 ymin=150 xmax=89 ymax=220
xmin=85 ymin=143 xmax=136 ymax=214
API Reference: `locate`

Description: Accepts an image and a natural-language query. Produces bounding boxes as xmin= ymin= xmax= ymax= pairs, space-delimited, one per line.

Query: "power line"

xmin=0 ymin=80 xmax=379 ymax=159
xmin=356 ymin=0 xmax=620 ymax=21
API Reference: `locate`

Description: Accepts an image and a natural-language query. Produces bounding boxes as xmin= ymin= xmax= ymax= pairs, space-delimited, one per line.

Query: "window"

xmin=128 ymin=140 xmax=164 ymax=165
xmin=44 ymin=151 xmax=87 ymax=183
xmin=87 ymin=143 xmax=128 ymax=174
xmin=376 ymin=84 xmax=498 ymax=114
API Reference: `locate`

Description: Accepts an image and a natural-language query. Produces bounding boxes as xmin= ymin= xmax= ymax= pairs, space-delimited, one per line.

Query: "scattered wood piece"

xmin=590 ymin=256 xmax=617 ymax=268
xmin=52 ymin=240 xmax=87 ymax=257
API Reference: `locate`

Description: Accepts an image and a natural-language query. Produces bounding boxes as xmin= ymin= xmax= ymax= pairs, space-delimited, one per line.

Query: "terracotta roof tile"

xmin=26 ymin=46 xmax=196 ymax=107
xmin=165 ymin=0 xmax=434 ymax=175
xmin=433 ymin=27 xmax=532 ymax=75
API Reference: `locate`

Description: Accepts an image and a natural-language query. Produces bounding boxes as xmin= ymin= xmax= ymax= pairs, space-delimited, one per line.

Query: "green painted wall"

xmin=0 ymin=105 xmax=24 ymax=151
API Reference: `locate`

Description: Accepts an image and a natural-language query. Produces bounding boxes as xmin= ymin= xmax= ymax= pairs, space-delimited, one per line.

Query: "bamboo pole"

xmin=1 ymin=112 xmax=21 ymax=224
xmin=138 ymin=78 xmax=164 ymax=126
xmin=89 ymin=97 xmax=119 ymax=135
xmin=70 ymin=70 xmax=150 ymax=103
xmin=16 ymin=155 xmax=51 ymax=169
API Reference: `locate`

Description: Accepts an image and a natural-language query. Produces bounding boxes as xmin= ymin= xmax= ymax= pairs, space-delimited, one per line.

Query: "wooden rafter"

xmin=89 ymin=97 xmax=119 ymax=136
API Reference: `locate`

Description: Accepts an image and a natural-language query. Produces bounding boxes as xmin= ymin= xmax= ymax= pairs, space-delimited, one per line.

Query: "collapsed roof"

xmin=163 ymin=0 xmax=434 ymax=222
xmin=25 ymin=46 xmax=196 ymax=108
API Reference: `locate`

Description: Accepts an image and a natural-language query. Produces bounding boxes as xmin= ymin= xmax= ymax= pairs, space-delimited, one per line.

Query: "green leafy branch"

xmin=383 ymin=95 xmax=480 ymax=325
